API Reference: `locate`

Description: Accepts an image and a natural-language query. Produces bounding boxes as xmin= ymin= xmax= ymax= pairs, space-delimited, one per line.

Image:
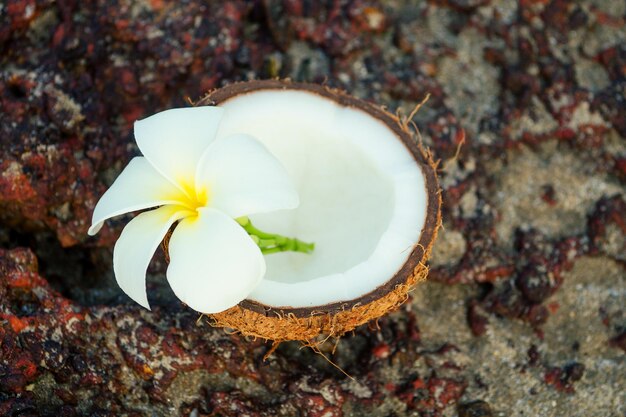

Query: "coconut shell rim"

xmin=193 ymin=79 xmax=441 ymax=319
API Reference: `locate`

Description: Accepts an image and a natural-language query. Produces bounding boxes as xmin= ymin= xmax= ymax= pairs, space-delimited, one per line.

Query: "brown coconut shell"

xmin=163 ymin=80 xmax=441 ymax=343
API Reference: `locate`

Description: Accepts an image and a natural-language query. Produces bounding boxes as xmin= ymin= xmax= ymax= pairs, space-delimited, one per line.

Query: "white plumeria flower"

xmin=88 ymin=107 xmax=299 ymax=314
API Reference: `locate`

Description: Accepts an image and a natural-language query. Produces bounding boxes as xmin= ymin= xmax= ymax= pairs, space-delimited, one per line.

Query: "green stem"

xmin=261 ymin=247 xmax=283 ymax=255
xmin=236 ymin=217 xmax=315 ymax=255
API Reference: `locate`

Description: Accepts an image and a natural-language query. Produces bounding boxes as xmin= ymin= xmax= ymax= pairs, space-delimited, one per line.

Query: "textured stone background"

xmin=0 ymin=0 xmax=624 ymax=416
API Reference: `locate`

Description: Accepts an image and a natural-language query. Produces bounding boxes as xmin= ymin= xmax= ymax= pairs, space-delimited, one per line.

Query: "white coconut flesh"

xmin=214 ymin=90 xmax=428 ymax=308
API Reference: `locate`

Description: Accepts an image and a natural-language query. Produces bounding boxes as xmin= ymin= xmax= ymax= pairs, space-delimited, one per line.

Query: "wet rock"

xmin=609 ymin=332 xmax=626 ymax=353
xmin=544 ymin=362 xmax=586 ymax=394
xmin=587 ymin=195 xmax=626 ymax=262
xmin=458 ymin=400 xmax=493 ymax=417
xmin=516 ymin=263 xmax=552 ymax=304
xmin=467 ymin=300 xmax=489 ymax=336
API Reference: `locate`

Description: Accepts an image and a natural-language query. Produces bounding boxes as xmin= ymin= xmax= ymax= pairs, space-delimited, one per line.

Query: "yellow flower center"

xmin=176 ymin=179 xmax=209 ymax=213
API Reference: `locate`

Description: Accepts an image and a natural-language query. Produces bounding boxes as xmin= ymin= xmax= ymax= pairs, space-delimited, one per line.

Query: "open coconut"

xmin=164 ymin=80 xmax=441 ymax=342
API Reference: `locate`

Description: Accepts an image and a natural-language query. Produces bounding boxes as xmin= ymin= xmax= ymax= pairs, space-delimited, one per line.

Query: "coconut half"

xmin=166 ymin=80 xmax=441 ymax=342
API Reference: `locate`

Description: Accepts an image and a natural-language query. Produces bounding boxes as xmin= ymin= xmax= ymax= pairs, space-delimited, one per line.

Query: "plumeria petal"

xmin=196 ymin=134 xmax=299 ymax=218
xmin=134 ymin=106 xmax=224 ymax=195
xmin=166 ymin=207 xmax=266 ymax=314
xmin=89 ymin=157 xmax=192 ymax=236
xmin=113 ymin=205 xmax=193 ymax=309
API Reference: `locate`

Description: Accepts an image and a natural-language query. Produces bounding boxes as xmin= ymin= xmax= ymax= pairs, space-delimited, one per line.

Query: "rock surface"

xmin=0 ymin=0 xmax=624 ymax=416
